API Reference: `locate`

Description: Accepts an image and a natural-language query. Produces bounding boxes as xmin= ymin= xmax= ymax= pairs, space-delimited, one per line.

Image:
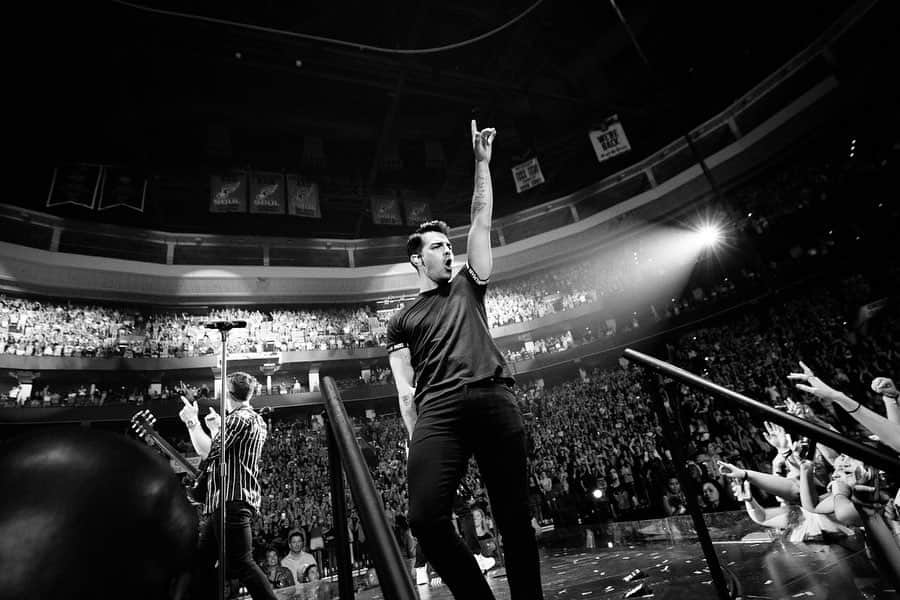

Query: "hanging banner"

xmin=249 ymin=172 xmax=285 ymax=215
xmin=209 ymin=173 xmax=247 ymax=213
xmin=47 ymin=164 xmax=103 ymax=209
xmin=286 ymin=176 xmax=321 ymax=218
xmin=371 ymin=193 xmax=403 ymax=225
xmin=98 ymin=167 xmax=147 ymax=212
xmin=589 ymin=114 xmax=632 ymax=163
xmin=511 ymin=157 xmax=545 ymax=193
xmin=404 ymin=199 xmax=432 ymax=226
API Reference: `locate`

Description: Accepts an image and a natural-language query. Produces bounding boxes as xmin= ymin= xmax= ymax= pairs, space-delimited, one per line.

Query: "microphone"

xmin=204 ymin=320 xmax=247 ymax=330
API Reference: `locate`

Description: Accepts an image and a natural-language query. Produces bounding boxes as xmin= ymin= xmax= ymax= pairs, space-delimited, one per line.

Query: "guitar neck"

xmin=145 ymin=430 xmax=200 ymax=479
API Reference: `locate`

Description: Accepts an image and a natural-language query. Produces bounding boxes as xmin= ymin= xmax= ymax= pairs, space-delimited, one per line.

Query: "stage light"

xmin=592 ymin=489 xmax=603 ymax=499
xmin=696 ymin=223 xmax=722 ymax=247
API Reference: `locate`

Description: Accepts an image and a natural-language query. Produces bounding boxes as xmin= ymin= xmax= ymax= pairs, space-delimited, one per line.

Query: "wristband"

xmin=781 ymin=449 xmax=793 ymax=458
xmin=846 ymin=402 xmax=862 ymax=414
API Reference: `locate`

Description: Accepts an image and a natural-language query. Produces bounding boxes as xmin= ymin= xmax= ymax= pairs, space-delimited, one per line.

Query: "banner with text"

xmin=589 ymin=115 xmax=632 ymax=163
xmin=286 ymin=176 xmax=321 ymax=218
xmin=99 ymin=167 xmax=147 ymax=212
xmin=371 ymin=194 xmax=403 ymax=225
xmin=511 ymin=157 xmax=545 ymax=193
xmin=249 ymin=172 xmax=286 ymax=215
xmin=404 ymin=199 xmax=432 ymax=226
xmin=209 ymin=173 xmax=248 ymax=213
xmin=47 ymin=164 xmax=103 ymax=209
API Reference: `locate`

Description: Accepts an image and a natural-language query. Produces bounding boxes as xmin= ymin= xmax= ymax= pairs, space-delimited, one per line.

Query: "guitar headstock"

xmin=130 ymin=409 xmax=158 ymax=439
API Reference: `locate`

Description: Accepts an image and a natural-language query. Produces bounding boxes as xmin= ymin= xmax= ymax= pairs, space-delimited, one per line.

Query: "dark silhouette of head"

xmin=0 ymin=428 xmax=197 ymax=600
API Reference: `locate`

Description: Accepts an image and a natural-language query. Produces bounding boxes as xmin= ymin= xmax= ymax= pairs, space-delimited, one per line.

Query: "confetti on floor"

xmin=362 ymin=532 xmax=890 ymax=600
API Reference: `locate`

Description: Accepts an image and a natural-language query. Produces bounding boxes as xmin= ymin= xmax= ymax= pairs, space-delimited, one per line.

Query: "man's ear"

xmin=410 ymin=254 xmax=421 ymax=268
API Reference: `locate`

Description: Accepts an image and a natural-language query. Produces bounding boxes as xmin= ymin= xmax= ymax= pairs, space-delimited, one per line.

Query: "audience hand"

xmin=788 ymin=362 xmax=845 ymax=405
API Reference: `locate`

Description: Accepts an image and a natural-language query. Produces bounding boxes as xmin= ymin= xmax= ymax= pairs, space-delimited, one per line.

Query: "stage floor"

xmin=358 ymin=538 xmax=894 ymax=600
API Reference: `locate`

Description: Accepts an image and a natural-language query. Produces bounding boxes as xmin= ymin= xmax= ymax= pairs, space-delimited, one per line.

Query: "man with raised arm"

xmin=386 ymin=120 xmax=543 ymax=599
xmin=178 ymin=372 xmax=278 ymax=600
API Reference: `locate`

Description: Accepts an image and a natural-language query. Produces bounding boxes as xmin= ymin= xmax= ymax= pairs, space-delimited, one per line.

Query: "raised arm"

xmin=732 ymin=480 xmax=789 ymax=528
xmin=789 ymin=362 xmax=900 ymax=454
xmin=178 ymin=396 xmax=212 ymax=459
xmin=871 ymin=377 xmax=900 ymax=425
xmin=389 ymin=348 xmax=417 ymax=440
xmin=718 ymin=460 xmax=800 ymax=502
xmin=467 ymin=119 xmax=497 ymax=281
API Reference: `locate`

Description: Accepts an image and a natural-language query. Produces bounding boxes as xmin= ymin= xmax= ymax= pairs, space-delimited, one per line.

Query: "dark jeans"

xmin=192 ymin=501 xmax=278 ymax=600
xmin=408 ymin=381 xmax=543 ymax=600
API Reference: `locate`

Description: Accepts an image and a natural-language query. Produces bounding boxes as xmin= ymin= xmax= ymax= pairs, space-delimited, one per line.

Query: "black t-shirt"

xmin=386 ymin=263 xmax=512 ymax=408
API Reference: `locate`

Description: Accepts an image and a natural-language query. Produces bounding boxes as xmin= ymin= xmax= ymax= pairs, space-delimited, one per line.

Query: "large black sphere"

xmin=0 ymin=428 xmax=197 ymax=600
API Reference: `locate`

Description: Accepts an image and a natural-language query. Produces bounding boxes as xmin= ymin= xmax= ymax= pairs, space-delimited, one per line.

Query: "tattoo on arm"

xmin=470 ymin=165 xmax=491 ymax=223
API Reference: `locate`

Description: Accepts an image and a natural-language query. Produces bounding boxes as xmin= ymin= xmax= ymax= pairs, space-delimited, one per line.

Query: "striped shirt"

xmin=204 ymin=406 xmax=267 ymax=514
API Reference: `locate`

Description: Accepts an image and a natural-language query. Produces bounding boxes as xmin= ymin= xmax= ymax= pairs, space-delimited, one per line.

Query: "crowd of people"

xmin=232 ymin=266 xmax=897 ymax=570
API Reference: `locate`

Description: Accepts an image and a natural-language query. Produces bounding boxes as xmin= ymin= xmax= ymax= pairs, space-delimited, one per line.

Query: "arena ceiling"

xmin=18 ymin=0 xmax=862 ymax=237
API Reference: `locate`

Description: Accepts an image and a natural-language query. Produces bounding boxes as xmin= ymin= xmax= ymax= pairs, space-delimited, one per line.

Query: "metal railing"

xmin=320 ymin=375 xmax=417 ymax=600
xmin=623 ymin=348 xmax=900 ymax=473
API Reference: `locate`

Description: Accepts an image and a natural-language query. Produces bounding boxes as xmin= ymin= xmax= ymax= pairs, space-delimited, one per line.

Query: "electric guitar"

xmin=130 ymin=409 xmax=209 ymax=504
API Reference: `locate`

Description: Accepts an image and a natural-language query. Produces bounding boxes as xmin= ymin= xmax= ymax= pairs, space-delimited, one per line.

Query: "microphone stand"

xmin=205 ymin=320 xmax=246 ymax=600
xmin=216 ymin=326 xmax=230 ymax=600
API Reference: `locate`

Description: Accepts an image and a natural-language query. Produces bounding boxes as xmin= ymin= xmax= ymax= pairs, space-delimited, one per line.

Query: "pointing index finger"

xmin=471 ymin=119 xmax=478 ymax=138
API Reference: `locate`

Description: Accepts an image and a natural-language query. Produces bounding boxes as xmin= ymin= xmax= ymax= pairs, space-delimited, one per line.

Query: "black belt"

xmin=469 ymin=375 xmax=514 ymax=388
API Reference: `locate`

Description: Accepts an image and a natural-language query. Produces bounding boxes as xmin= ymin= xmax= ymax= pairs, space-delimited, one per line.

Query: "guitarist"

xmin=178 ymin=372 xmax=279 ymax=600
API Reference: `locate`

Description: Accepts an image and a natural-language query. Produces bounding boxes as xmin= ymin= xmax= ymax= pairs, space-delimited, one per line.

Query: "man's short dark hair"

xmin=229 ymin=371 xmax=257 ymax=402
xmin=406 ymin=220 xmax=451 ymax=263
xmin=288 ymin=530 xmax=305 ymax=544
